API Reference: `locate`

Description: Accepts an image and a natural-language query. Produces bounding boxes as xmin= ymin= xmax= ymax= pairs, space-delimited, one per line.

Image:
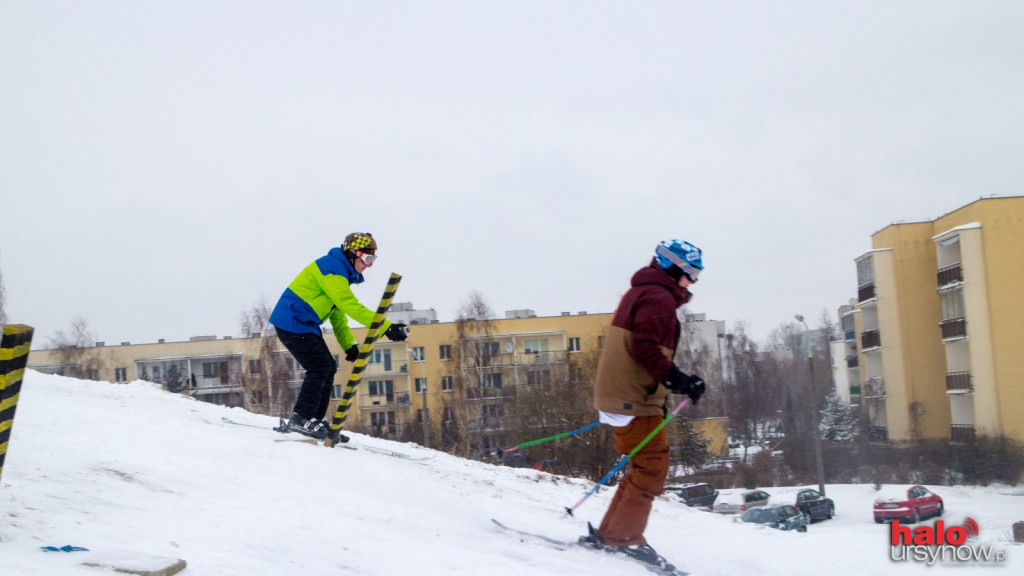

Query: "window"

xmin=152 ymin=365 xmax=162 ymax=378
xmin=114 ymin=367 xmax=128 ymax=383
xmin=526 ymin=370 xmax=551 ymax=385
xmin=439 ymin=344 xmax=452 ymax=361
xmin=250 ymin=390 xmax=263 ymax=404
xmin=441 ymin=375 xmax=454 ymax=392
xmin=443 ymin=407 xmax=456 ymax=423
xmin=482 ymin=373 xmax=503 ymax=388
xmin=416 ymin=408 xmax=427 ymax=424
xmin=524 ymin=339 xmax=549 ymax=354
xmin=370 ymin=411 xmax=397 ymax=435
xmin=203 ymin=361 xmax=229 ymax=384
xmin=482 ymin=404 xmax=504 ymax=418
xmin=482 ymin=436 xmax=501 ymax=452
xmin=249 ymin=359 xmax=262 ymax=375
xmin=857 ymin=256 xmax=875 ymax=287
xmin=369 ymin=349 xmax=392 ymax=371
xmin=568 ymin=337 xmax=581 ymax=353
xmin=477 ymin=342 xmax=500 ymax=357
xmin=371 ymin=411 xmax=394 ymax=426
xmin=411 ymin=346 xmax=425 ymax=362
xmin=368 ymin=379 xmax=394 ymax=397
xmin=940 ymin=287 xmax=965 ymax=320
xmin=415 ymin=377 xmax=427 ymax=394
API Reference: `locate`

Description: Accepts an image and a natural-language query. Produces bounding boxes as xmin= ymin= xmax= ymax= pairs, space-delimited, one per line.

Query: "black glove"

xmin=663 ymin=366 xmax=706 ymax=405
xmin=345 ymin=345 xmax=359 ymax=362
xmin=384 ymin=323 xmax=408 ymax=342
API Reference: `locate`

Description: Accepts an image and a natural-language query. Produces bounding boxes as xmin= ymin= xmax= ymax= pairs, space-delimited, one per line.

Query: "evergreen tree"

xmin=819 ymin=391 xmax=858 ymax=442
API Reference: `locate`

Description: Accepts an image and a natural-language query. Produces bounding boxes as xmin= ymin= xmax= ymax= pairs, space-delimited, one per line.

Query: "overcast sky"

xmin=3 ymin=1 xmax=1023 ymax=348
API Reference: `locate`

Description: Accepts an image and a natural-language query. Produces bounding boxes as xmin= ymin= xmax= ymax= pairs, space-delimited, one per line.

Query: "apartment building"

xmin=27 ymin=304 xmax=735 ymax=457
xmin=27 ymin=307 xmax=612 ymax=450
xmin=849 ymin=196 xmax=1024 ymax=444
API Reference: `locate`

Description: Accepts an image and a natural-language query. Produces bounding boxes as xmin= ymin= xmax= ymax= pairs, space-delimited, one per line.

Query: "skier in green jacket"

xmin=269 ymin=232 xmax=408 ymax=440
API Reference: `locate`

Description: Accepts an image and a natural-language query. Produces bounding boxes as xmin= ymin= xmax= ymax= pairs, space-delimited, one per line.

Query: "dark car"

xmin=713 ymin=489 xmax=771 ymax=514
xmin=771 ymin=488 xmax=835 ymax=523
xmin=874 ymin=485 xmax=944 ymax=524
xmin=667 ymin=483 xmax=719 ymax=508
xmin=740 ymin=504 xmax=808 ymax=532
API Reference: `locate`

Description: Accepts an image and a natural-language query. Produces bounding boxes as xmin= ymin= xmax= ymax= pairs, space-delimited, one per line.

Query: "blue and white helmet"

xmin=654 ymin=239 xmax=703 ymax=282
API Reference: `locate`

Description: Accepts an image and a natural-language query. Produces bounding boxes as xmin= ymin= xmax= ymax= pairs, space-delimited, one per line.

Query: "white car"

xmin=713 ymin=489 xmax=771 ymax=514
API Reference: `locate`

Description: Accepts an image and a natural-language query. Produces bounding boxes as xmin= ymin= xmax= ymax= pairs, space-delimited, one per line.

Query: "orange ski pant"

xmin=597 ymin=415 xmax=670 ymax=547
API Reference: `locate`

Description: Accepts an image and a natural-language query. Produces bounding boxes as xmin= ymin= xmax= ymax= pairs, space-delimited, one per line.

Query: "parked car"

xmin=666 ymin=483 xmax=719 ymax=508
xmin=740 ymin=503 xmax=808 ymax=532
xmin=873 ymin=485 xmax=944 ymax=524
xmin=713 ymin=489 xmax=771 ymax=514
xmin=770 ymin=488 xmax=835 ymax=523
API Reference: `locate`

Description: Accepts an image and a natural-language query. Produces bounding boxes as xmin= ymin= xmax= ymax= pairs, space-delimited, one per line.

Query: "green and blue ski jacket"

xmin=269 ymin=247 xmax=391 ymax=350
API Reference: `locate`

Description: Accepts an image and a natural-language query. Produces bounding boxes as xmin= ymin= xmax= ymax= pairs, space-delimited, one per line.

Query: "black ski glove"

xmin=345 ymin=345 xmax=359 ymax=362
xmin=663 ymin=366 xmax=706 ymax=405
xmin=384 ymin=323 xmax=408 ymax=342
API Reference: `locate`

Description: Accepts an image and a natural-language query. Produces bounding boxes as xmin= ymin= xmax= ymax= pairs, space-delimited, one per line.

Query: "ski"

xmin=211 ymin=416 xmax=355 ymax=448
xmin=491 ymin=519 xmax=690 ymax=576
xmin=215 ymin=417 xmax=430 ymax=459
xmin=357 ymin=443 xmax=435 ymax=462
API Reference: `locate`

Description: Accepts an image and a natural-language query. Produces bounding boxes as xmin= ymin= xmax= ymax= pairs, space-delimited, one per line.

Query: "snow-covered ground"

xmin=1 ymin=371 xmax=1021 ymax=575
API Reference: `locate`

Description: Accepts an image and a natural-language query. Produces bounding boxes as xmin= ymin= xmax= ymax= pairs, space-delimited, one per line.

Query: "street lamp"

xmin=795 ymin=314 xmax=826 ymax=497
xmin=408 ymin=348 xmax=430 ymax=449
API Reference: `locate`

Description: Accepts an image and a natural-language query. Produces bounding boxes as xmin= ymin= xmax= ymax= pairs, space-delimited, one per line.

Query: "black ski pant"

xmin=276 ymin=328 xmax=338 ymax=421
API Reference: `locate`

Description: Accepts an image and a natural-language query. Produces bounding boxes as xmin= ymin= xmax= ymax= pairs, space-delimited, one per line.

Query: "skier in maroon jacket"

xmin=580 ymin=239 xmax=706 ymax=572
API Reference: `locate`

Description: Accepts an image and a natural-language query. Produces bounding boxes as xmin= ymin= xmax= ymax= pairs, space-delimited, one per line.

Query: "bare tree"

xmin=48 ymin=316 xmax=104 ymax=379
xmin=441 ymin=291 xmax=497 ymax=458
xmin=238 ymin=297 xmax=285 ymax=416
xmin=720 ymin=323 xmax=788 ymax=459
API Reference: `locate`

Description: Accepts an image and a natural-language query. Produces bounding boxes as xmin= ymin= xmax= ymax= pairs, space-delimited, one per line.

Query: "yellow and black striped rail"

xmin=324 ymin=273 xmax=402 ymax=447
xmin=1 ymin=324 xmax=35 ymax=482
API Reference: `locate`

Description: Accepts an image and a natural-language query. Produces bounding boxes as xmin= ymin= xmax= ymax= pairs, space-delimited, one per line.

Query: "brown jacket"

xmin=593 ymin=264 xmax=690 ymax=417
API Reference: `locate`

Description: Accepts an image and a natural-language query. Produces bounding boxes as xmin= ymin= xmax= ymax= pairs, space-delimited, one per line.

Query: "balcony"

xmin=858 ymin=283 xmax=876 ymax=303
xmin=360 ymin=392 xmax=414 ymax=410
xmin=466 ymin=384 xmax=518 ymax=401
xmin=193 ymin=372 xmax=243 ymax=390
xmin=861 ymin=329 xmax=881 ymax=350
xmin=940 ymin=318 xmax=967 ymax=340
xmin=937 ymin=263 xmax=963 ymax=287
xmin=463 ymin=350 xmax=569 ymax=370
xmin=863 ymin=377 xmax=886 ymax=398
xmin=946 ymin=371 xmax=972 ymax=394
xmin=950 ymin=424 xmax=976 ymax=444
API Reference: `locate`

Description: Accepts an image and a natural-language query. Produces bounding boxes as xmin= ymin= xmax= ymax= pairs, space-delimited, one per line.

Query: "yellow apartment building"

xmin=27 ymin=306 xmax=731 ymax=460
xmin=27 ymin=310 xmax=611 ymax=452
xmin=851 ymin=195 xmax=1024 ymax=445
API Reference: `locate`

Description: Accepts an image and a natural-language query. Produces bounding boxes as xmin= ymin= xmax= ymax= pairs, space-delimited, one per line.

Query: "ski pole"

xmin=564 ymin=396 xmax=691 ymax=516
xmin=324 ymin=273 xmax=402 ymax=447
xmin=495 ymin=421 xmax=600 ymax=456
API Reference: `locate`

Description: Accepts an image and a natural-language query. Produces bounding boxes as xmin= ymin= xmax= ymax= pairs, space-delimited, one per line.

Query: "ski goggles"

xmin=356 ymin=250 xmax=376 ymax=267
xmin=655 ymin=244 xmax=701 ymax=282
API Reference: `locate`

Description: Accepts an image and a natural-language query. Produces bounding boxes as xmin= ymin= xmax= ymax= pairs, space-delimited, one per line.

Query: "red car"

xmin=873 ymin=485 xmax=944 ymax=524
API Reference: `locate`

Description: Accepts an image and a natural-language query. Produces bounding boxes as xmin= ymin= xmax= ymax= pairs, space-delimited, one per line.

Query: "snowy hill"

xmin=1 ymin=371 xmax=1021 ymax=575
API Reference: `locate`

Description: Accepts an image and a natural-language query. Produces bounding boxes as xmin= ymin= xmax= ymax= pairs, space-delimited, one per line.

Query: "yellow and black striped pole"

xmin=324 ymin=273 xmax=402 ymax=447
xmin=1 ymin=324 xmax=35 ymax=483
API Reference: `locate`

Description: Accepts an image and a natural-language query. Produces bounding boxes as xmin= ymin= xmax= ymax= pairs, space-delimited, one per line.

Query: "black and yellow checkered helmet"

xmin=342 ymin=232 xmax=377 ymax=254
